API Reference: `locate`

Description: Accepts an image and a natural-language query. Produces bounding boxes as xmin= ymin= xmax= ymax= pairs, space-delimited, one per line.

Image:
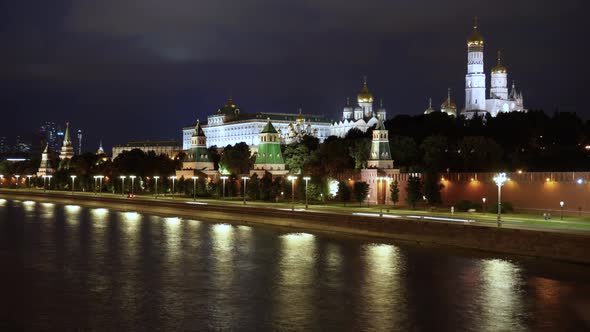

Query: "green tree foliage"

xmin=458 ymin=136 xmax=503 ymax=171
xmin=390 ymin=180 xmax=400 ymax=206
xmin=423 ymin=172 xmax=444 ymax=205
xmin=219 ymin=142 xmax=251 ymax=175
xmin=389 ymin=136 xmax=419 ymax=170
xmin=337 ymin=181 xmax=351 ymax=206
xmin=353 ymin=181 xmax=370 ymax=206
xmin=405 ymin=176 xmax=423 ymax=209
xmin=420 ymin=135 xmax=449 ymax=172
xmin=283 ymin=143 xmax=309 ymax=174
xmin=246 ymin=173 xmax=260 ymax=200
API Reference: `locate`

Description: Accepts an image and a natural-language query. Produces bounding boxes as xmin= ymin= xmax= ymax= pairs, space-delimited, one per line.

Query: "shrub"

xmin=455 ymin=200 xmax=473 ymax=212
xmin=487 ymin=201 xmax=514 ymax=213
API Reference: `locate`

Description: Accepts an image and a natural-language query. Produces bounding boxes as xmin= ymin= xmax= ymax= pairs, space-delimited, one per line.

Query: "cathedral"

xmin=425 ymin=18 xmax=526 ymax=118
xmin=330 ymin=78 xmax=386 ymax=138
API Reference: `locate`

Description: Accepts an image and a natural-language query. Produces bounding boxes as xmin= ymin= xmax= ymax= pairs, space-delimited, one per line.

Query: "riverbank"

xmin=2 ymin=190 xmax=589 ymax=264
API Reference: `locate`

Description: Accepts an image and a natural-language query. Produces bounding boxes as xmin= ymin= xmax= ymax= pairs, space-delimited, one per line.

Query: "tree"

xmin=390 ymin=180 xmax=400 ymax=206
xmin=353 ymin=181 xmax=370 ymax=207
xmin=283 ymin=143 xmax=309 ymax=174
xmin=389 ymin=136 xmax=419 ymax=170
xmin=219 ymin=142 xmax=251 ymax=175
xmin=420 ymin=135 xmax=448 ymax=172
xmin=337 ymin=181 xmax=351 ymax=206
xmin=423 ymin=173 xmax=444 ymax=205
xmin=405 ymin=176 xmax=423 ymax=209
xmin=246 ymin=173 xmax=260 ymax=200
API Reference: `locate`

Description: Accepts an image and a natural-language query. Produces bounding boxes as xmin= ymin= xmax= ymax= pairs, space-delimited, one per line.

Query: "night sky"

xmin=0 ymin=0 xmax=586 ymax=151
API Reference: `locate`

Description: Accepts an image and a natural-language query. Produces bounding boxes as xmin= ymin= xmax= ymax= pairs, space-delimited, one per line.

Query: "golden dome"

xmin=357 ymin=78 xmax=373 ymax=103
xmin=467 ymin=17 xmax=484 ymax=47
xmin=441 ymin=89 xmax=457 ymax=116
xmin=424 ymin=98 xmax=436 ymax=115
xmin=492 ymin=50 xmax=507 ymax=74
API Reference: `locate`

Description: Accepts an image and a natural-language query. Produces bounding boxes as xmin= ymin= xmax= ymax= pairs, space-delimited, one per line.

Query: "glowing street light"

xmin=0 ymin=174 xmax=3 ymax=188
xmin=560 ymin=201 xmax=565 ymax=220
xmin=96 ymin=175 xmax=104 ymax=195
xmin=129 ymin=175 xmax=136 ymax=196
xmin=26 ymin=175 xmax=32 ymax=189
xmin=482 ymin=197 xmax=486 ymax=212
xmin=303 ymin=176 xmax=311 ymax=209
xmin=169 ymin=176 xmax=177 ymax=198
xmin=47 ymin=175 xmax=52 ymax=191
xmin=15 ymin=175 xmax=20 ymax=189
xmin=242 ymin=176 xmax=249 ymax=205
xmin=220 ymin=176 xmax=228 ymax=200
xmin=70 ymin=175 xmax=77 ymax=194
xmin=120 ymin=175 xmax=126 ymax=196
xmin=192 ymin=176 xmax=198 ymax=200
xmin=493 ymin=172 xmax=509 ymax=227
xmin=153 ymin=176 xmax=160 ymax=198
xmin=287 ymin=175 xmax=297 ymax=211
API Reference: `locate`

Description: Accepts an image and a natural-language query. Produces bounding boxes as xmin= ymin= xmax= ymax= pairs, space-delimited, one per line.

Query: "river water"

xmin=1 ymin=198 xmax=589 ymax=331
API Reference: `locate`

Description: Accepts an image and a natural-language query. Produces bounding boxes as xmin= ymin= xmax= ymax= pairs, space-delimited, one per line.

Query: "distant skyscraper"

xmin=77 ymin=129 xmax=83 ymax=154
xmin=0 ymin=137 xmax=8 ymax=153
xmin=40 ymin=121 xmax=59 ymax=154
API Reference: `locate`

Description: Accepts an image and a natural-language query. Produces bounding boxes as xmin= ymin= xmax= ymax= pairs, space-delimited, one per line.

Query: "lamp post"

xmin=303 ymin=176 xmax=310 ymax=209
xmin=242 ymin=176 xmax=249 ymax=205
xmin=482 ymin=197 xmax=486 ymax=213
xmin=192 ymin=176 xmax=198 ymax=200
xmin=47 ymin=175 xmax=52 ymax=191
xmin=493 ymin=172 xmax=509 ymax=227
xmin=170 ymin=176 xmax=177 ymax=198
xmin=153 ymin=176 xmax=159 ymax=198
xmin=42 ymin=175 xmax=47 ymax=192
xmin=120 ymin=176 xmax=126 ymax=196
xmin=70 ymin=175 xmax=76 ymax=194
xmin=26 ymin=175 xmax=32 ymax=189
xmin=560 ymin=201 xmax=564 ymax=220
xmin=287 ymin=175 xmax=297 ymax=211
xmin=95 ymin=175 xmax=104 ymax=195
xmin=0 ymin=174 xmax=3 ymax=188
xmin=93 ymin=175 xmax=98 ymax=194
xmin=220 ymin=176 xmax=228 ymax=200
xmin=15 ymin=175 xmax=20 ymax=189
xmin=129 ymin=175 xmax=136 ymax=196
xmin=367 ymin=194 xmax=370 ymax=207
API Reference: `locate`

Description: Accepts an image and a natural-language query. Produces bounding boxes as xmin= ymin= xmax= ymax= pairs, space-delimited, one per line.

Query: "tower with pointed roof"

xmin=97 ymin=139 xmax=105 ymax=155
xmin=188 ymin=119 xmax=214 ymax=170
xmin=424 ymin=98 xmax=436 ymax=115
xmin=367 ymin=114 xmax=393 ymax=169
xmin=331 ymin=77 xmax=383 ymax=137
xmin=37 ymin=144 xmax=55 ymax=177
xmin=464 ymin=17 xmax=487 ymax=114
xmin=59 ymin=122 xmax=75 ymax=160
xmin=252 ymin=119 xmax=287 ymax=176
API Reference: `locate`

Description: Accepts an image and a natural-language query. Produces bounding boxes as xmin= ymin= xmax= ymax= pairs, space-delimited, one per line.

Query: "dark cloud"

xmin=0 ymin=0 xmax=586 ymax=151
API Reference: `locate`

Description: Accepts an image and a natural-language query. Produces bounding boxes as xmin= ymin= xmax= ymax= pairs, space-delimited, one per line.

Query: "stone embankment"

xmin=2 ymin=191 xmax=589 ymax=264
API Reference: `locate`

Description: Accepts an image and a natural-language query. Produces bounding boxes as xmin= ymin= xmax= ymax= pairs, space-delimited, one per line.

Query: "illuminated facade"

xmin=112 ymin=140 xmax=182 ymax=159
xmin=462 ymin=18 xmax=526 ymax=118
xmin=330 ymin=78 xmax=386 ymax=137
xmin=59 ymin=122 xmax=75 ymax=160
xmin=182 ymin=98 xmax=331 ymax=150
xmin=37 ymin=144 xmax=54 ymax=177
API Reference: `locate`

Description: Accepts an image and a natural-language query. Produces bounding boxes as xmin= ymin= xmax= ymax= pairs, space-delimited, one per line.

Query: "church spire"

xmin=97 ymin=139 xmax=105 ymax=155
xmin=63 ymin=122 xmax=72 ymax=147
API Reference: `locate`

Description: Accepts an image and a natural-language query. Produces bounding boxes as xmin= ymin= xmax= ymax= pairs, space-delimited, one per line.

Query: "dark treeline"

xmin=385 ymin=110 xmax=590 ymax=172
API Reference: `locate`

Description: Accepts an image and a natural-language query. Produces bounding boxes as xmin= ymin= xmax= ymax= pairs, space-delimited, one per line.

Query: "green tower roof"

xmin=261 ymin=118 xmax=278 ymax=133
xmin=193 ymin=119 xmax=205 ymax=137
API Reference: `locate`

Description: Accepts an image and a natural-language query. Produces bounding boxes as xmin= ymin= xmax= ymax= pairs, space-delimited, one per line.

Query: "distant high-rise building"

xmin=76 ymin=129 xmax=83 ymax=154
xmin=0 ymin=137 xmax=8 ymax=153
xmin=40 ymin=121 xmax=59 ymax=154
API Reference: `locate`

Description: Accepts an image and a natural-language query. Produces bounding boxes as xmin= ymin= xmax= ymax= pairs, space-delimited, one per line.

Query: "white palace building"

xmin=182 ymin=80 xmax=388 ymax=150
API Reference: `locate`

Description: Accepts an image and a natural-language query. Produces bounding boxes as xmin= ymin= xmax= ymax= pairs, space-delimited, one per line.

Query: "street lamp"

xmin=493 ymin=172 xmax=509 ymax=227
xmin=153 ymin=176 xmax=159 ymax=198
xmin=242 ymin=176 xmax=249 ymax=205
xmin=482 ymin=197 xmax=486 ymax=213
xmin=287 ymin=175 xmax=297 ymax=211
xmin=129 ymin=175 xmax=136 ymax=196
xmin=303 ymin=176 xmax=310 ymax=209
xmin=0 ymin=174 xmax=3 ymax=188
xmin=192 ymin=176 xmax=198 ymax=200
xmin=47 ymin=175 xmax=52 ymax=191
xmin=42 ymin=175 xmax=47 ymax=192
xmin=169 ymin=176 xmax=177 ymax=198
xmin=26 ymin=175 xmax=32 ymax=189
xmin=120 ymin=175 xmax=126 ymax=196
xmin=96 ymin=175 xmax=104 ymax=195
xmin=220 ymin=176 xmax=228 ymax=200
xmin=15 ymin=175 xmax=20 ymax=189
xmin=560 ymin=201 xmax=564 ymax=220
xmin=70 ymin=175 xmax=76 ymax=194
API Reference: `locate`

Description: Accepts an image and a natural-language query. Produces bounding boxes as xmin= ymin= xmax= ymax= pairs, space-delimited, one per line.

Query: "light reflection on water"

xmin=0 ymin=200 xmax=589 ymax=331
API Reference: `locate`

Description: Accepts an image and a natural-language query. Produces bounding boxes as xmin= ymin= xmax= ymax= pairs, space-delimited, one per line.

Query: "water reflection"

xmin=64 ymin=205 xmax=81 ymax=223
xmin=361 ymin=243 xmax=403 ymax=331
xmin=480 ymin=258 xmax=524 ymax=332
xmin=22 ymin=200 xmax=36 ymax=213
xmin=0 ymin=198 xmax=6 ymax=206
xmin=91 ymin=208 xmax=109 ymax=222
xmin=275 ymin=233 xmax=316 ymax=329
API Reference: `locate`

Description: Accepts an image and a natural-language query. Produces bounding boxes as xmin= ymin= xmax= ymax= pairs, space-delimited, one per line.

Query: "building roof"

xmin=261 ymin=119 xmax=278 ymax=134
xmin=114 ymin=140 xmax=181 ymax=148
